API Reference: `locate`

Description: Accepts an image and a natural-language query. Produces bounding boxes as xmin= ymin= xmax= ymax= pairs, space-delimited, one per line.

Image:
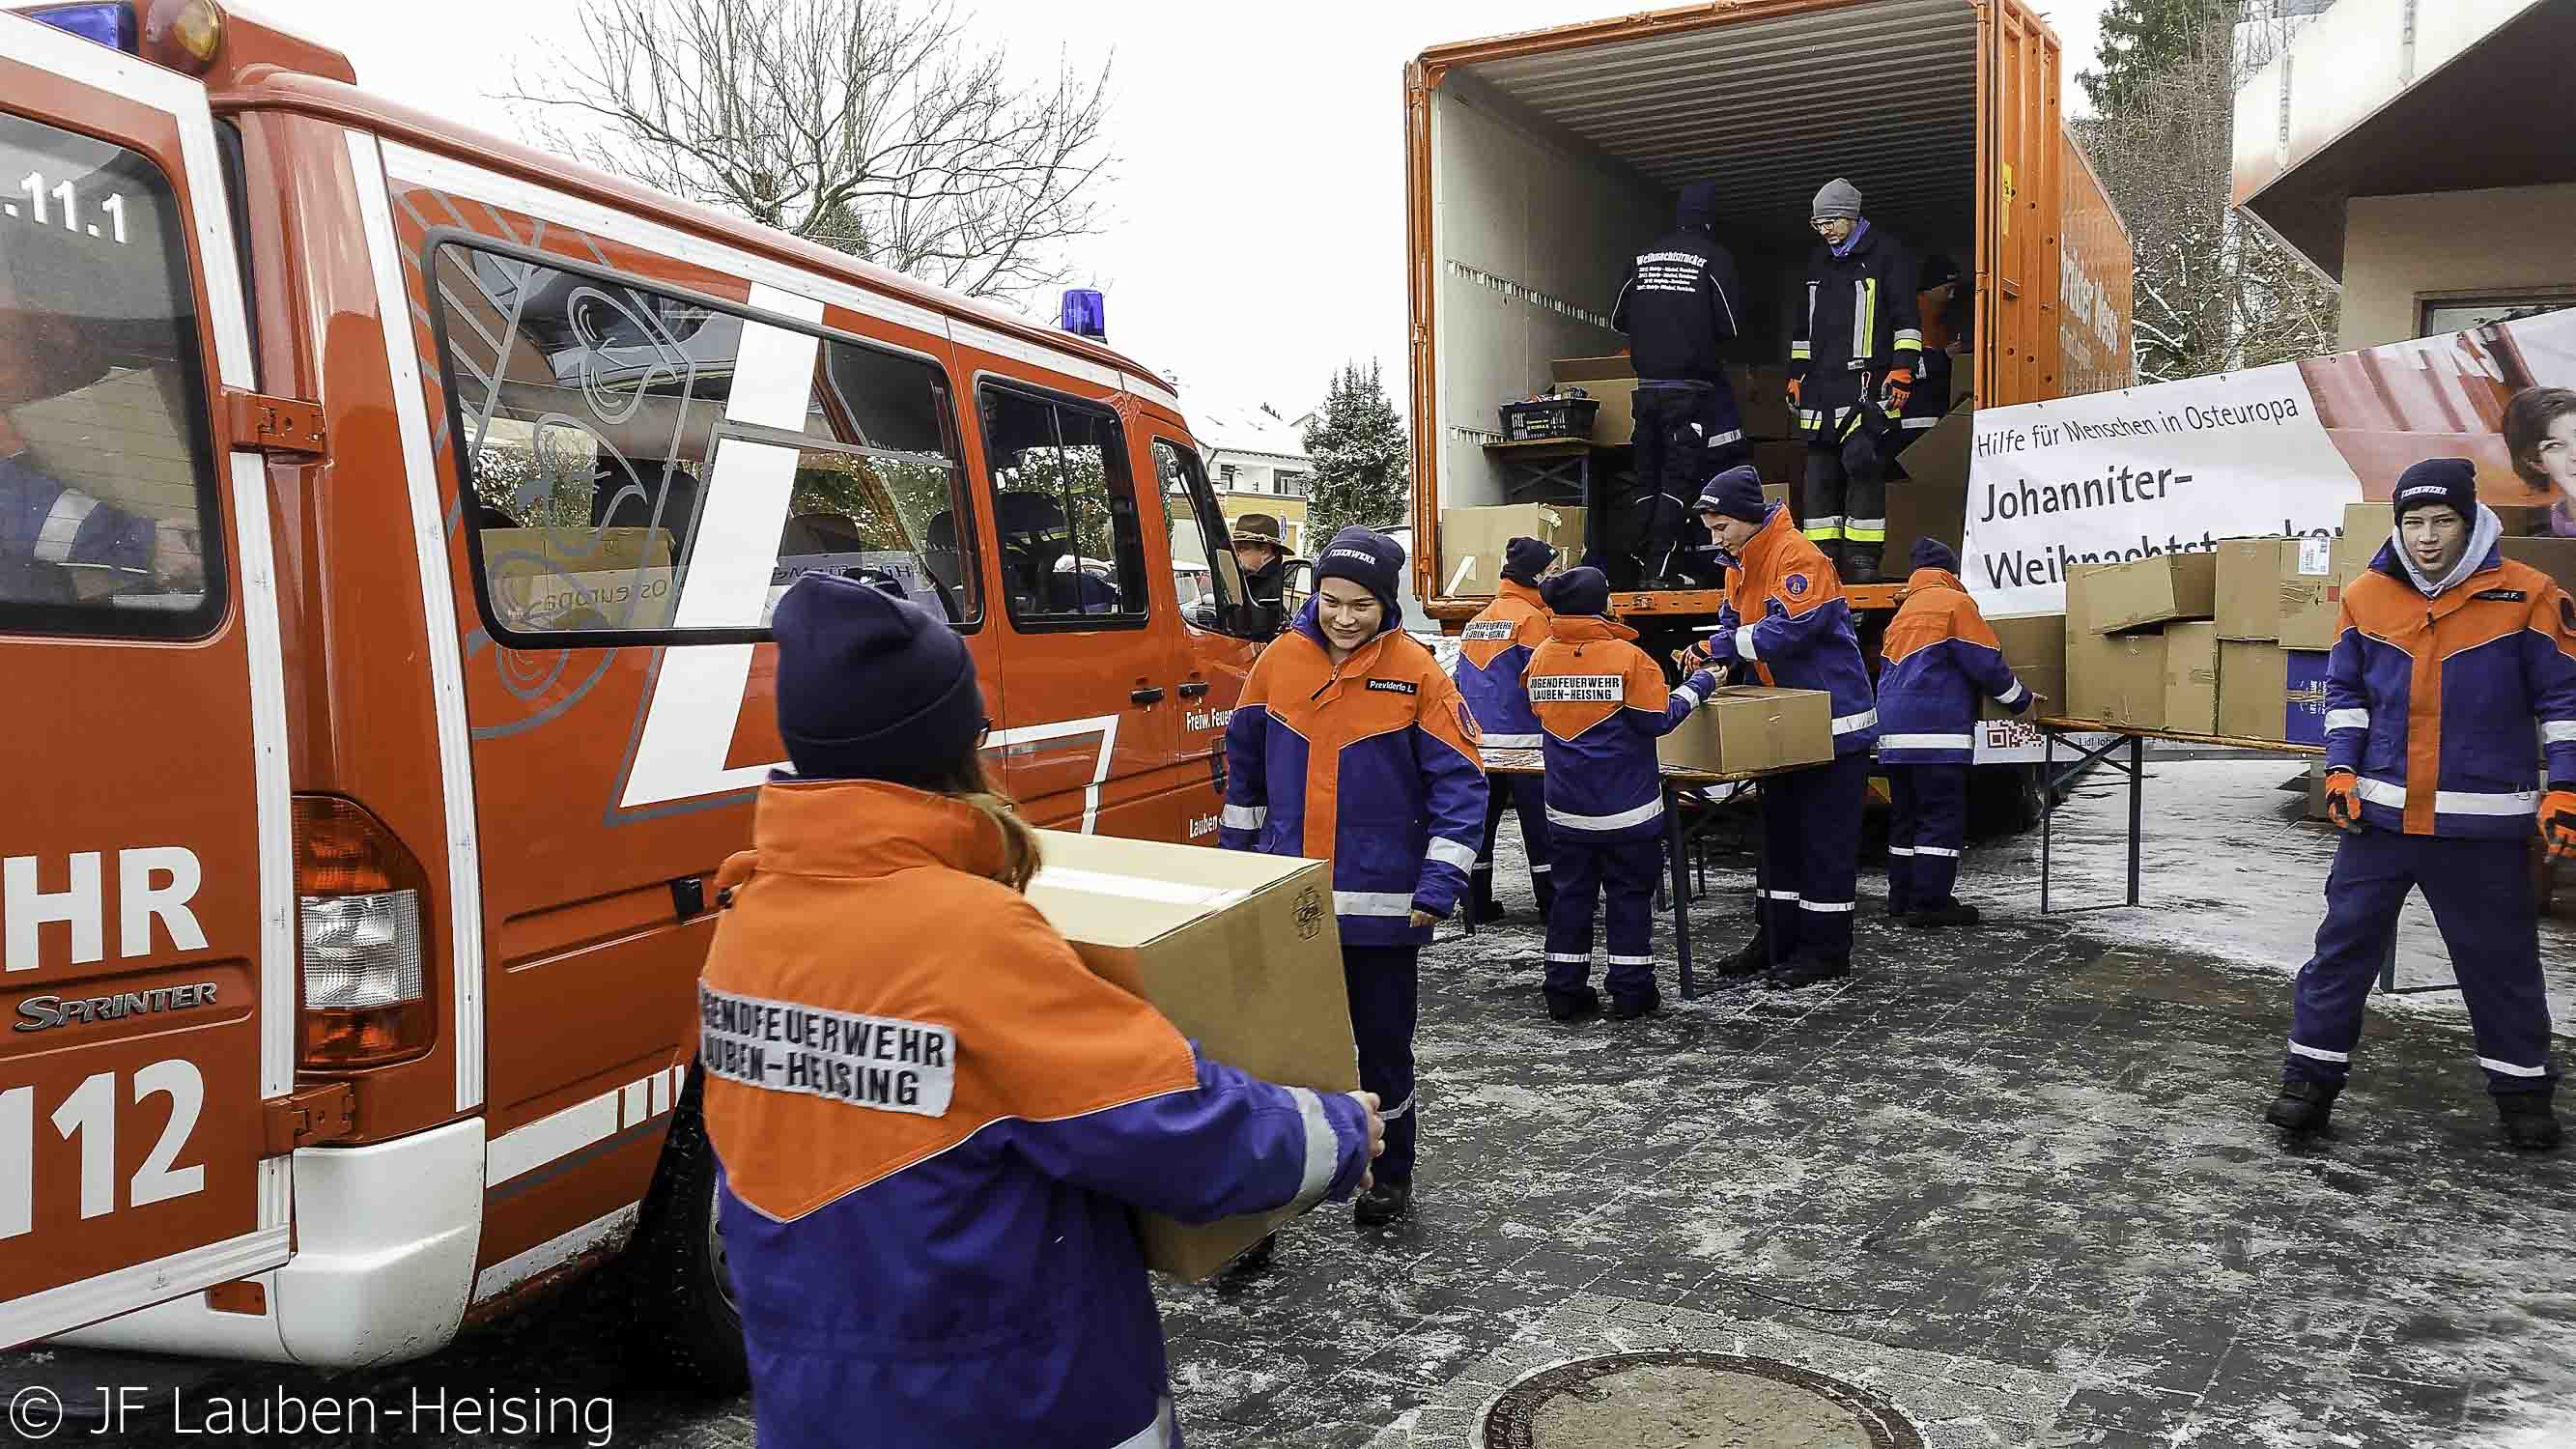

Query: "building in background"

xmin=2232 ymin=0 xmax=2576 ymax=350
xmin=1184 ymin=401 xmax=1315 ymax=554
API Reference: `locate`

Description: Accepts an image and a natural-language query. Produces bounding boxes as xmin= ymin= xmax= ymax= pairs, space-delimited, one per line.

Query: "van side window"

xmin=978 ymin=386 xmax=1147 ymax=628
xmin=427 ymin=242 xmax=977 ymax=639
xmin=0 ymin=114 xmax=221 ymax=638
xmin=1155 ymin=438 xmax=1262 ymax=636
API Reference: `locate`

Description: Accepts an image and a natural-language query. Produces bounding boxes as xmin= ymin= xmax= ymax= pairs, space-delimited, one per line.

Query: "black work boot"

xmin=1843 ymin=547 xmax=1882 ymax=584
xmin=1544 ymin=986 xmax=1601 ymax=1022
xmin=1905 ymin=899 xmax=1982 ymax=929
xmin=1766 ymin=953 xmax=1851 ymax=990
xmin=2264 ymin=1078 xmax=2340 ymax=1136
xmin=1354 ymin=1178 xmax=1413 ymax=1227
xmin=1223 ymin=1232 xmax=1279 ymax=1276
xmin=2497 ymin=1093 xmax=2563 ymax=1151
xmin=1469 ymin=895 xmax=1510 ymax=925
xmin=1713 ymin=933 xmax=1775 ymax=980
xmin=1609 ymin=986 xmax=1662 ymax=1021
xmin=1815 ymin=539 xmax=1847 ymax=580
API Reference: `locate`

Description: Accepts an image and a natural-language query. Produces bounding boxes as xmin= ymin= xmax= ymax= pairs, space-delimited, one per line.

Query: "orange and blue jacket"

xmin=2326 ymin=517 xmax=2576 ymax=838
xmin=1221 ymin=602 xmax=1489 ymax=945
xmin=1713 ymin=505 xmax=1880 ymax=754
xmin=1876 ymin=567 xmax=2029 ymax=763
xmin=699 ymin=781 xmax=1371 ymax=1449
xmin=1455 ymin=579 xmax=1552 ymax=747
xmin=1526 ymin=613 xmax=1718 ymax=839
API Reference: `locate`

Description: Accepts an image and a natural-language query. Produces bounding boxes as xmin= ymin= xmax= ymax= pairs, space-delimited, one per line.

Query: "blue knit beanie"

xmin=2392 ymin=457 xmax=2477 ymax=524
xmin=1694 ymin=464 xmax=1768 ymax=524
xmin=1314 ymin=526 xmax=1405 ymax=622
xmin=1541 ymin=566 xmax=1611 ymax=618
xmin=1911 ymin=537 xmax=1959 ymax=573
xmin=1502 ymin=536 xmax=1558 ymax=586
xmin=772 ymin=574 xmax=985 ymax=787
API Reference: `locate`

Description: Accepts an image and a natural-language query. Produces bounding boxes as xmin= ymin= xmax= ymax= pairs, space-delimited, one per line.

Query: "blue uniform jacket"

xmin=1454 ymin=579 xmax=1551 ymax=748
xmin=1713 ymin=505 xmax=1880 ymax=754
xmin=1875 ymin=566 xmax=2028 ymax=764
xmin=1221 ymin=604 xmax=1489 ymax=945
xmin=2325 ymin=513 xmax=2576 ymax=839
xmin=1524 ymin=612 xmax=1717 ymax=840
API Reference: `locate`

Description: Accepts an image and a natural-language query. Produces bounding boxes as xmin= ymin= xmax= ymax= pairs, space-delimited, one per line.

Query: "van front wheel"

xmin=622 ymin=1066 xmax=750 ymax=1396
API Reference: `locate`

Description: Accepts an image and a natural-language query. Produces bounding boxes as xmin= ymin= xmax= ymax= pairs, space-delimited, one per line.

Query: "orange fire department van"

xmin=0 ymin=2 xmax=1270 ymax=1384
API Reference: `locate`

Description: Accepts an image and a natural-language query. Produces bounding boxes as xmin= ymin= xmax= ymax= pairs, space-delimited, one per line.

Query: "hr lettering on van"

xmin=3 ymin=849 xmax=208 ymax=973
xmin=698 ymin=984 xmax=956 ymax=1118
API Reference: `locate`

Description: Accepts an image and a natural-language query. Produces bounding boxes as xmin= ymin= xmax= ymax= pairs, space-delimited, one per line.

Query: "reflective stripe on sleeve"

xmin=1736 ymin=630 xmax=1760 ymax=663
xmin=1996 ymin=681 xmax=2028 ymax=707
xmin=1671 ymin=684 xmax=1707 ymax=710
xmin=1832 ymin=708 xmax=1881 ymax=736
xmin=1287 ymin=1088 xmax=1340 ymax=1211
xmin=1334 ymin=891 xmax=1417 ymax=917
xmin=1428 ymin=838 xmax=1479 ymax=871
xmin=32 ymin=488 xmax=102 ymax=566
xmin=1222 ymin=804 xmax=1267 ymax=830
xmin=2544 ymin=721 xmax=2576 ymax=745
xmin=2325 ymin=709 xmax=2368 ymax=732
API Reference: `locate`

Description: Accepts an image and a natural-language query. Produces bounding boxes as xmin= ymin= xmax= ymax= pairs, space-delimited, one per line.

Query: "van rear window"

xmin=0 ymin=114 xmax=221 ymax=638
xmin=425 ymin=242 xmax=977 ymax=641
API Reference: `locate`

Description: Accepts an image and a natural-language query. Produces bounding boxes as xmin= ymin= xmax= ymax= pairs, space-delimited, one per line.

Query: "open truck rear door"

xmin=0 ymin=13 xmax=295 ymax=1348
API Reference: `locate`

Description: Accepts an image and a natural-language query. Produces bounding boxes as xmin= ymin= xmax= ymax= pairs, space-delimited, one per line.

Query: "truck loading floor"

xmin=12 ymin=760 xmax=2571 ymax=1448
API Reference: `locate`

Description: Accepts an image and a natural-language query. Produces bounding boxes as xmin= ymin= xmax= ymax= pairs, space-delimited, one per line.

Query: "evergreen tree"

xmin=1300 ymin=361 xmax=1411 ymax=544
xmin=2078 ymin=0 xmax=2240 ymax=114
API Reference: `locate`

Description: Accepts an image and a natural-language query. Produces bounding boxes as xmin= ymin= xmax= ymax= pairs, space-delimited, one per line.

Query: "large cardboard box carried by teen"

xmin=1658 ymin=686 xmax=1833 ymax=775
xmin=1024 ymin=832 xmax=1359 ymax=1282
xmin=1438 ymin=503 xmax=1586 ymax=597
xmin=2081 ymin=552 xmax=2217 ymax=634
xmin=1983 ymin=613 xmax=2065 ymax=722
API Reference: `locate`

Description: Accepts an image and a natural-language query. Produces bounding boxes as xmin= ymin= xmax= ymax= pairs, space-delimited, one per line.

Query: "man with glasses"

xmin=1785 ymin=178 xmax=1922 ymax=583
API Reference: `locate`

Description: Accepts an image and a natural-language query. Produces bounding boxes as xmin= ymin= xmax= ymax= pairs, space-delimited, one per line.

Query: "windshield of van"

xmin=0 ymin=113 xmax=219 ymax=637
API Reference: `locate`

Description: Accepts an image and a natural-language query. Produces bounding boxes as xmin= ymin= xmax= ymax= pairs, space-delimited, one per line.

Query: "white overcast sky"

xmin=247 ymin=0 xmax=2114 ymax=420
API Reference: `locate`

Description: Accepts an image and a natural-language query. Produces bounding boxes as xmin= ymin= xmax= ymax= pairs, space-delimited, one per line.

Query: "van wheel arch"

xmin=621 ymin=1063 xmax=750 ymax=1396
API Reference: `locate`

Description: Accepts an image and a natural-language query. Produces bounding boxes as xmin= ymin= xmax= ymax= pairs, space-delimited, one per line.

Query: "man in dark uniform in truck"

xmin=1609 ymin=180 xmax=1750 ymax=591
xmin=1787 ymin=178 xmax=1922 ymax=584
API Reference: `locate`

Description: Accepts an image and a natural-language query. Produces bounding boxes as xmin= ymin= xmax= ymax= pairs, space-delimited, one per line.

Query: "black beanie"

xmin=1677 ymin=181 xmax=1720 ymax=230
xmin=1501 ymin=535 xmax=1557 ymax=586
xmin=1541 ymin=566 xmax=1611 ymax=618
xmin=1694 ymin=464 xmax=1768 ymax=524
xmin=1911 ymin=537 xmax=1959 ymax=573
xmin=772 ymin=574 xmax=985 ymax=788
xmin=1314 ymin=526 xmax=1405 ymax=623
xmin=2392 ymin=457 xmax=2477 ymax=524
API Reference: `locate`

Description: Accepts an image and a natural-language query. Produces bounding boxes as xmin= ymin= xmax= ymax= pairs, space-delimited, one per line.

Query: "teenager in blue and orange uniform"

xmin=698 ymin=575 xmax=1383 ymax=1449
xmin=1876 ymin=538 xmax=2032 ymax=927
xmin=1457 ymin=535 xmax=1560 ymax=923
xmin=2266 ymin=461 xmax=2576 ymax=1151
xmin=1224 ymin=526 xmax=1488 ymax=1224
xmin=1684 ymin=467 xmax=1882 ymax=987
xmin=1524 ymin=566 xmax=1720 ymax=1021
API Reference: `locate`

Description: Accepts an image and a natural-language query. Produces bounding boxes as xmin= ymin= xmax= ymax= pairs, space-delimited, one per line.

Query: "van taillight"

xmin=293 ymin=796 xmax=434 ymax=1068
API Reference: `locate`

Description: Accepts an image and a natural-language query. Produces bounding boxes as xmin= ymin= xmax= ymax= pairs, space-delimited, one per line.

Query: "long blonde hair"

xmin=924 ymin=746 xmax=1041 ymax=893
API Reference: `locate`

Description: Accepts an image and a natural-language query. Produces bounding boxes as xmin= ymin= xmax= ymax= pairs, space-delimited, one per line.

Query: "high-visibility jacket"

xmin=1788 ymin=222 xmax=1923 ymax=441
xmin=700 ymin=781 xmax=1372 ymax=1449
xmin=1525 ymin=612 xmax=1717 ymax=840
xmin=2325 ymin=523 xmax=2576 ymax=838
xmin=1221 ymin=603 xmax=1489 ymax=944
xmin=1876 ymin=567 xmax=2029 ymax=764
xmin=1713 ymin=505 xmax=1881 ymax=755
xmin=1455 ymin=579 xmax=1552 ymax=748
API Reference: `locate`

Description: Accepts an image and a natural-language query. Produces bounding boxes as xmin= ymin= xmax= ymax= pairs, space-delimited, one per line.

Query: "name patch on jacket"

xmin=2474 ymin=588 xmax=2528 ymax=603
xmin=1529 ymin=674 xmax=1624 ymax=703
xmin=1367 ymin=678 xmax=1419 ymax=696
xmin=1461 ymin=621 xmax=1515 ymax=642
xmin=699 ymin=984 xmax=956 ymax=1118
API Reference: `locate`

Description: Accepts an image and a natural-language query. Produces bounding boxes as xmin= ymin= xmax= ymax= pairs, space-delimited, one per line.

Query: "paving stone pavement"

xmin=14 ymin=758 xmax=2574 ymax=1447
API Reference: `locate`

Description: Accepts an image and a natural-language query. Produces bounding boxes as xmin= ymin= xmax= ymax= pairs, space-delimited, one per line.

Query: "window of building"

xmin=1219 ymin=463 xmax=1238 ymax=490
xmin=0 ymin=113 xmax=221 ymax=638
xmin=978 ymin=385 xmax=1148 ymax=627
xmin=1275 ymin=471 xmax=1308 ymax=497
xmin=428 ymin=242 xmax=977 ymax=639
xmin=2419 ymin=294 xmax=2576 ymax=338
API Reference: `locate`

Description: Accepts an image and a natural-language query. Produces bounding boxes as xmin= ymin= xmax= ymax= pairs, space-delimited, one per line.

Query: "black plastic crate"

xmin=1497 ymin=396 xmax=1599 ymax=440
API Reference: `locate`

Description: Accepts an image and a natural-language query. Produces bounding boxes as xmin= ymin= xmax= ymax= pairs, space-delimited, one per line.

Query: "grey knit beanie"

xmin=1811 ymin=178 xmax=1863 ymax=222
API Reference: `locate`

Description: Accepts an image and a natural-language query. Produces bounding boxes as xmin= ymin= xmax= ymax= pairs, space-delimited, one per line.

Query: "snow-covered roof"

xmin=1189 ymin=400 xmax=1310 ymax=464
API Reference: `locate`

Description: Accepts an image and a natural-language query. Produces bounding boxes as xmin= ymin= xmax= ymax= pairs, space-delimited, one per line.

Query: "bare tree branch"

xmin=503 ymin=0 xmax=1117 ymax=303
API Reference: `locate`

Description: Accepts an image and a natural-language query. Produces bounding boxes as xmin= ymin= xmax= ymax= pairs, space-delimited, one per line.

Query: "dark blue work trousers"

xmin=1343 ymin=945 xmax=1420 ymax=1180
xmin=1474 ymin=771 xmax=1557 ymax=916
xmin=1885 ymin=763 xmax=1968 ymax=912
xmin=1755 ymin=752 xmax=1871 ymax=962
xmin=2285 ymin=829 xmax=2557 ymax=1095
xmin=1543 ymin=836 xmax=1664 ymax=1003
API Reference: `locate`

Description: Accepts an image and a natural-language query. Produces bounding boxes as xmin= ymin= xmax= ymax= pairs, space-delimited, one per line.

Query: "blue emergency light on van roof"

xmin=1059 ymin=289 xmax=1106 ymax=341
xmin=24 ymin=3 xmax=138 ymax=50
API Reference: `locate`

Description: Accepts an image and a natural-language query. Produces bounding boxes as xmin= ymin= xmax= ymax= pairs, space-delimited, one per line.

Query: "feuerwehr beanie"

xmin=1541 ymin=566 xmax=1612 ymax=619
xmin=1911 ymin=538 xmax=1960 ymax=573
xmin=1811 ymin=178 xmax=1863 ymax=221
xmin=772 ymin=573 xmax=985 ymax=788
xmin=1695 ymin=464 xmax=1768 ymax=524
xmin=1502 ymin=536 xmax=1558 ymax=586
xmin=1314 ymin=526 xmax=1405 ymax=623
xmin=2392 ymin=457 xmax=2477 ymax=524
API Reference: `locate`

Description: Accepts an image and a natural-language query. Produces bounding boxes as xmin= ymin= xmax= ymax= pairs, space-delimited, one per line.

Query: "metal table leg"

xmin=2126 ymin=734 xmax=2144 ymax=907
xmin=1666 ymin=781 xmax=1695 ymax=1000
xmin=2042 ymin=729 xmax=2055 ymax=916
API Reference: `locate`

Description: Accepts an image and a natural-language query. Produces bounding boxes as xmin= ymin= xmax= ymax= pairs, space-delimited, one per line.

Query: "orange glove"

xmin=2543 ymin=788 xmax=2576 ymax=860
xmin=1785 ymin=376 xmax=1802 ymax=407
xmin=1882 ymin=367 xmax=1914 ymax=414
xmin=2324 ymin=769 xmax=2364 ymax=834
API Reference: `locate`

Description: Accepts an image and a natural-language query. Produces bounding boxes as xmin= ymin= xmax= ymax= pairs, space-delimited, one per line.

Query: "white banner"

xmin=1961 ymin=362 xmax=2362 ymax=616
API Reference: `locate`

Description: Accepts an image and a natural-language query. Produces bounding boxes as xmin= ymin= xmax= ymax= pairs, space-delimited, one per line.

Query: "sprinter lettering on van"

xmin=2 ymin=849 xmax=208 ymax=973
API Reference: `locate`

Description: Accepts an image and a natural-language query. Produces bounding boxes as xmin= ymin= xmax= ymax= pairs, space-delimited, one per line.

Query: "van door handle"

xmin=1131 ymin=686 xmax=1167 ymax=705
xmin=1177 ymin=681 xmax=1210 ymax=699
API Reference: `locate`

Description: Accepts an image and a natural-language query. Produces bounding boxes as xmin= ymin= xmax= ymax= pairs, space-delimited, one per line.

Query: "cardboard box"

xmin=2217 ymin=641 xmax=2288 ymax=741
xmin=1550 ymin=355 xmax=1638 ymax=443
xmin=1750 ymin=439 xmax=1808 ymax=488
xmin=1024 ymin=832 xmax=1359 ymax=1282
xmin=1439 ymin=503 xmax=1586 ymax=597
xmin=2501 ymin=535 xmax=2576 ymax=596
xmin=2216 ymin=539 xmax=2284 ymax=641
xmin=1762 ymin=482 xmax=1792 ymax=521
xmin=1657 ymin=686 xmax=1834 ymax=775
xmin=1983 ymin=613 xmax=2065 ymax=722
xmin=2067 ymin=629 xmax=2167 ymax=727
xmin=1731 ymin=363 xmax=1795 ymax=440
xmin=1885 ymin=471 xmax=1970 ymax=566
xmin=2163 ymin=622 xmax=2221 ymax=734
xmin=2075 ymin=552 xmax=2217 ymax=634
xmin=2276 ymin=533 xmax=2341 ymax=649
xmin=2285 ymin=649 xmax=2331 ymax=746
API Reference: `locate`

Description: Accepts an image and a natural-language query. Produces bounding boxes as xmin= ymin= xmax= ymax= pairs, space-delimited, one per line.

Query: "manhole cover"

xmin=1483 ymin=1350 xmax=1924 ymax=1449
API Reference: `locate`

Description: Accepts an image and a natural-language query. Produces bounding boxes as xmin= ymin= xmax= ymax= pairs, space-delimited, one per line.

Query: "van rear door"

xmin=0 ymin=15 xmax=292 ymax=1347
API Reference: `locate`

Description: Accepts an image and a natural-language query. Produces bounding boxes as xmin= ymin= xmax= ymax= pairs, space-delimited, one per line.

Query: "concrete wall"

xmin=2339 ymin=184 xmax=2576 ymax=349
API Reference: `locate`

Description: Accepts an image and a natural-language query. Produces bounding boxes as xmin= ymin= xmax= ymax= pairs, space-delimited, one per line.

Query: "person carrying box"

xmin=2269 ymin=459 xmax=2576 ymax=1151
xmin=1786 ymin=177 xmax=1922 ymax=583
xmin=1223 ymin=526 xmax=1489 ymax=1226
xmin=1684 ymin=467 xmax=1881 ymax=987
xmin=1457 ymin=535 xmax=1562 ymax=923
xmin=698 ymin=575 xmax=1384 ymax=1449
xmin=1874 ymin=539 xmax=2033 ymax=927
xmin=1523 ymin=566 xmax=1721 ymax=1022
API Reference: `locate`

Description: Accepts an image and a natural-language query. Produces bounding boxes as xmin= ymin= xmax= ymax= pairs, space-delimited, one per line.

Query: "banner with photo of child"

xmin=1961 ymin=305 xmax=2576 ymax=618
